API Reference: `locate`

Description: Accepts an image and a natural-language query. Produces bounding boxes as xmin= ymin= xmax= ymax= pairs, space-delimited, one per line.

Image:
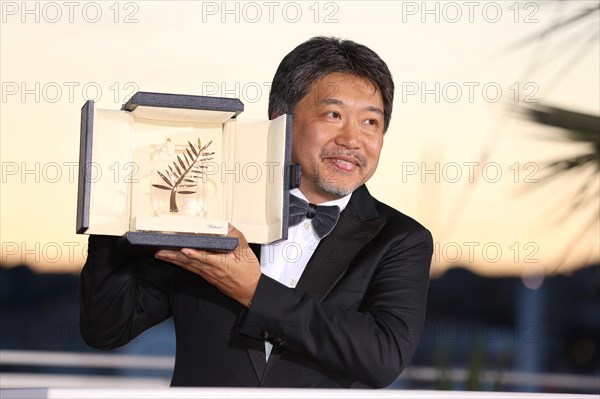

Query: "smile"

xmin=335 ymin=158 xmax=355 ymax=166
xmin=325 ymin=156 xmax=361 ymax=172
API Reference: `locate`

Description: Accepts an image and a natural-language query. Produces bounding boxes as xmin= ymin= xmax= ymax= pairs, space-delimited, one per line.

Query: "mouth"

xmin=324 ymin=155 xmax=361 ymax=173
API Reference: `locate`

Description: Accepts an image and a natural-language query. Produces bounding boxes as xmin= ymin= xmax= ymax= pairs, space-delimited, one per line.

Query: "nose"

xmin=334 ymin=121 xmax=360 ymax=149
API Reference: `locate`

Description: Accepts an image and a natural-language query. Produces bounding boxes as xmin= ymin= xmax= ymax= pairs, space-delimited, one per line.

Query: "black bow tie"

xmin=288 ymin=195 xmax=340 ymax=238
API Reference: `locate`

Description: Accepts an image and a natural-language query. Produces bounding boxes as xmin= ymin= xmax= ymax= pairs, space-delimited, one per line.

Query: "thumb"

xmin=227 ymin=223 xmax=249 ymax=246
xmin=227 ymin=223 xmax=257 ymax=263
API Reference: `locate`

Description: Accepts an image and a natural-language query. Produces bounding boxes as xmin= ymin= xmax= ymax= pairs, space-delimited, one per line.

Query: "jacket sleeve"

xmin=79 ymin=235 xmax=174 ymax=349
xmin=238 ymin=227 xmax=433 ymax=388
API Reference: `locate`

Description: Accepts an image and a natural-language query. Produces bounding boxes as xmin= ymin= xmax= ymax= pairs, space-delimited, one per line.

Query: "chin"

xmin=317 ymin=180 xmax=360 ymax=198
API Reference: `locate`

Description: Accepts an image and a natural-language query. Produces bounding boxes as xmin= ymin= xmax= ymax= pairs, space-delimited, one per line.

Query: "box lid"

xmin=122 ymin=92 xmax=244 ymax=116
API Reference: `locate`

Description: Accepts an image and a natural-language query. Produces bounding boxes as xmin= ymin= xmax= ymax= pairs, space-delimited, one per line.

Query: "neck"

xmin=298 ymin=186 xmax=345 ymax=205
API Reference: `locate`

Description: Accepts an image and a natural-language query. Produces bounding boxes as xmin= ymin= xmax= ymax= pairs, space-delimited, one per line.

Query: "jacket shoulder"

xmin=371 ymin=196 xmax=433 ymax=244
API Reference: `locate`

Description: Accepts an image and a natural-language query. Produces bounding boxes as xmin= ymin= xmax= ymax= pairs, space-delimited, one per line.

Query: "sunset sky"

xmin=1 ymin=1 xmax=598 ymax=276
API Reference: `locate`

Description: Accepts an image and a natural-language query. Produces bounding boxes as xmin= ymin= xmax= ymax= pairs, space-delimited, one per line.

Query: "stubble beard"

xmin=311 ymin=150 xmax=369 ymax=198
xmin=314 ymin=176 xmax=359 ymax=197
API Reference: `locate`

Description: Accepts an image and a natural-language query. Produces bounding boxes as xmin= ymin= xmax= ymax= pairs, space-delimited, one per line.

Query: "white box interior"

xmin=84 ymin=104 xmax=288 ymax=244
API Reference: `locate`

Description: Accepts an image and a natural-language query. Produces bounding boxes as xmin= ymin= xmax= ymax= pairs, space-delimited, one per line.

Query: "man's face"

xmin=291 ymin=72 xmax=385 ymax=204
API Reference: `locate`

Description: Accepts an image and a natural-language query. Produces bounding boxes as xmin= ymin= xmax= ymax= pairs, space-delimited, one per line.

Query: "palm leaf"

xmin=178 ymin=155 xmax=186 ymax=170
xmin=503 ymin=5 xmax=600 ymax=53
xmin=523 ymin=105 xmax=599 ymax=182
xmin=188 ymin=141 xmax=198 ymax=156
xmin=152 ymin=184 xmax=171 ymax=191
xmin=173 ymin=162 xmax=182 ymax=176
xmin=525 ymin=105 xmax=600 ymax=143
xmin=522 ymin=103 xmax=600 ymax=266
xmin=171 ymin=141 xmax=213 ymax=190
xmin=157 ymin=171 xmax=172 ymax=187
xmin=153 ymin=138 xmax=214 ymax=212
xmin=186 ymin=148 xmax=194 ymax=162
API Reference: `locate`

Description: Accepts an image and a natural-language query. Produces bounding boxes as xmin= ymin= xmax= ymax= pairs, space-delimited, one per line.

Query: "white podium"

xmin=0 ymin=388 xmax=596 ymax=399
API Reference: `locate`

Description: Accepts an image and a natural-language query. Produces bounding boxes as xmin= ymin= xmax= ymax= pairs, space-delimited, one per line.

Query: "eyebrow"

xmin=319 ymin=98 xmax=384 ymax=116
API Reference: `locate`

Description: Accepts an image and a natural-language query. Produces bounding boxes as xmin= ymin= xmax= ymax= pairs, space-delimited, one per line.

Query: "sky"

xmin=1 ymin=0 xmax=599 ymax=276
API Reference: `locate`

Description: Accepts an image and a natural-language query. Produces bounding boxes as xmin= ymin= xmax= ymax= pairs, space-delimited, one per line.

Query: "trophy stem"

xmin=169 ymin=188 xmax=179 ymax=213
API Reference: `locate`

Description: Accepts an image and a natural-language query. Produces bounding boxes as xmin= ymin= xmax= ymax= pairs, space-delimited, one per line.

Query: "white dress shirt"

xmin=260 ymin=188 xmax=352 ymax=359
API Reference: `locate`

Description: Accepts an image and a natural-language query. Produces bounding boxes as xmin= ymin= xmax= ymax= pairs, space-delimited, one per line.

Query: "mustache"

xmin=320 ymin=150 xmax=367 ymax=167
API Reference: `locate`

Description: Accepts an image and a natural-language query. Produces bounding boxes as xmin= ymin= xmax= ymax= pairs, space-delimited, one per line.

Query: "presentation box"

xmin=76 ymin=91 xmax=299 ymax=252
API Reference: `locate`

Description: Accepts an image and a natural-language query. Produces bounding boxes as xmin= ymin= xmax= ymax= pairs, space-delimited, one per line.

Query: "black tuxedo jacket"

xmin=79 ymin=185 xmax=433 ymax=388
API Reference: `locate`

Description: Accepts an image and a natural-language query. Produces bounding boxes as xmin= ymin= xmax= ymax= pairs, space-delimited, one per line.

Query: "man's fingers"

xmin=227 ymin=223 xmax=250 ymax=247
xmin=154 ymin=249 xmax=180 ymax=261
xmin=156 ymin=248 xmax=210 ymax=266
xmin=227 ymin=223 xmax=242 ymax=239
xmin=180 ymin=248 xmax=206 ymax=260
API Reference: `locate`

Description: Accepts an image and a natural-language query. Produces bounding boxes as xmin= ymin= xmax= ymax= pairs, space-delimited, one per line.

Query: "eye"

xmin=326 ymin=111 xmax=341 ymax=119
xmin=364 ymin=118 xmax=378 ymax=126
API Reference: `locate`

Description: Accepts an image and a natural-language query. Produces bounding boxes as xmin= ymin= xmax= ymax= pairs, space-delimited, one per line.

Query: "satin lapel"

xmin=261 ymin=346 xmax=282 ymax=384
xmin=245 ymin=336 xmax=266 ymax=382
xmin=295 ymin=202 xmax=385 ymax=300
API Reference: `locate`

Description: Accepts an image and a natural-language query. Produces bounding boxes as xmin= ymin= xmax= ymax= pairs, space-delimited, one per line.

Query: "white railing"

xmin=402 ymin=366 xmax=600 ymax=391
xmin=1 ymin=350 xmax=598 ymax=396
xmin=1 ymin=350 xmax=174 ymax=370
xmin=0 ymin=388 xmax=597 ymax=399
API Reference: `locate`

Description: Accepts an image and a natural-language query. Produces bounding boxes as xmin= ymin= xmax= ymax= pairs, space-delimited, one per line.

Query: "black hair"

xmin=269 ymin=36 xmax=394 ymax=132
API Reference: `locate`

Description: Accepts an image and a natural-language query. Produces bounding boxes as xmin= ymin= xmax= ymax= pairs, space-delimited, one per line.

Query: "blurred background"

xmin=1 ymin=0 xmax=598 ymax=393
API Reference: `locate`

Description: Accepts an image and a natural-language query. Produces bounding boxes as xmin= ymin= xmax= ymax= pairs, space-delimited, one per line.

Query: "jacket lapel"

xmin=296 ymin=185 xmax=386 ymax=300
xmin=261 ymin=186 xmax=386 ymax=382
xmin=245 ymin=186 xmax=385 ymax=383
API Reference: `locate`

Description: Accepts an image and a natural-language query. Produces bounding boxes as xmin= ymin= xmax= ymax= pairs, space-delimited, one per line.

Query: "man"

xmin=79 ymin=36 xmax=433 ymax=388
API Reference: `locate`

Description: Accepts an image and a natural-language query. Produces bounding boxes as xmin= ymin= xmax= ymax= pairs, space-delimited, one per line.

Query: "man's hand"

xmin=154 ymin=224 xmax=261 ymax=308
